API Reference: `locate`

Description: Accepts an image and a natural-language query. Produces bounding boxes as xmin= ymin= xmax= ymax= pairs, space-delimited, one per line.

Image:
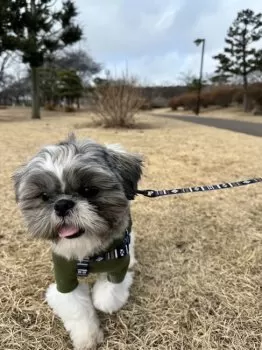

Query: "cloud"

xmin=76 ymin=0 xmax=261 ymax=84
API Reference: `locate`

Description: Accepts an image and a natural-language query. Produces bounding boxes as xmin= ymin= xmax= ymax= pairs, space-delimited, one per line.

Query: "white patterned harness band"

xmin=76 ymin=229 xmax=131 ymax=277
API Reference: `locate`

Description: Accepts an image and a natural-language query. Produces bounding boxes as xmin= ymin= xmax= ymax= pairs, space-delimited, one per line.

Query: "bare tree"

xmin=55 ymin=49 xmax=102 ymax=83
xmin=0 ymin=65 xmax=30 ymax=106
xmin=248 ymin=71 xmax=262 ymax=83
xmin=0 ymin=53 xmax=13 ymax=89
xmin=178 ymin=70 xmax=209 ymax=90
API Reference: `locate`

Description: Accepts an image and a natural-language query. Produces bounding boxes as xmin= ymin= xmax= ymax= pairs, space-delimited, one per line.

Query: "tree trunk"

xmin=243 ymin=73 xmax=249 ymax=113
xmin=30 ymin=0 xmax=40 ymax=119
xmin=242 ymin=28 xmax=250 ymax=113
xmin=31 ymin=66 xmax=41 ymax=119
xmin=243 ymin=91 xmax=248 ymax=113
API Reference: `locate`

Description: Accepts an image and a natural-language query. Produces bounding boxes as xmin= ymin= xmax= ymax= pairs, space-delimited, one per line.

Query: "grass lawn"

xmin=1 ymin=107 xmax=262 ymax=350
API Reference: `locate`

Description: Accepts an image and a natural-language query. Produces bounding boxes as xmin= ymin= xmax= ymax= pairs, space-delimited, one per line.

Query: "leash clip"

xmin=136 ymin=190 xmax=157 ymax=197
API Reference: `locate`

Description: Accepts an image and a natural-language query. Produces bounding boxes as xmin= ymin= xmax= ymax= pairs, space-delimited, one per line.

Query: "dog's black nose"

xmin=54 ymin=199 xmax=75 ymax=217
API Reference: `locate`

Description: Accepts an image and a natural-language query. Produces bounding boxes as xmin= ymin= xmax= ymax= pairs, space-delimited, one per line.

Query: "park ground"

xmin=152 ymin=105 xmax=262 ymax=124
xmin=1 ymin=107 xmax=262 ymax=349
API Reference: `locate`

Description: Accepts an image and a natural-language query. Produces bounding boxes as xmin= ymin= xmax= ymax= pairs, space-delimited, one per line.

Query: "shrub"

xmin=151 ymin=96 xmax=169 ymax=108
xmin=140 ymin=99 xmax=152 ymax=110
xmin=232 ymin=89 xmax=244 ymax=105
xmin=208 ymin=86 xmax=236 ymax=107
xmin=169 ymin=96 xmax=180 ymax=110
xmin=64 ymin=105 xmax=76 ymax=113
xmin=248 ymin=83 xmax=262 ymax=106
xmin=169 ymin=84 xmax=262 ymax=112
xmin=169 ymin=92 xmax=212 ymax=111
xmin=201 ymin=91 xmax=213 ymax=108
xmin=169 ymin=85 xmax=258 ymax=112
xmin=93 ymin=72 xmax=145 ymax=127
xmin=44 ymin=103 xmax=56 ymax=111
xmin=169 ymin=92 xmax=197 ymax=111
xmin=182 ymin=93 xmax=198 ymax=110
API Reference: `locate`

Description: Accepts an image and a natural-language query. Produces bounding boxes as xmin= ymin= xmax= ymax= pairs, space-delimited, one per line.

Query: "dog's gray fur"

xmin=13 ymin=134 xmax=142 ymax=260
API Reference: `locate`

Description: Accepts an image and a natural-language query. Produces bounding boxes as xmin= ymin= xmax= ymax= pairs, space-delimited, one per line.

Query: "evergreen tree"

xmin=0 ymin=0 xmax=82 ymax=118
xmin=57 ymin=69 xmax=83 ymax=107
xmin=213 ymin=9 xmax=262 ymax=111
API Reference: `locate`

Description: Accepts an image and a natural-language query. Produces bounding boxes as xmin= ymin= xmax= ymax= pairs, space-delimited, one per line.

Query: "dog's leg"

xmin=46 ymin=283 xmax=103 ymax=350
xmin=92 ymin=271 xmax=133 ymax=314
xmin=92 ymin=230 xmax=136 ymax=314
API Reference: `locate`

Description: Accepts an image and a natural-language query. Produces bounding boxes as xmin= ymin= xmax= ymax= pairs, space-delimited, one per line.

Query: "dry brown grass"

xmin=156 ymin=106 xmax=262 ymax=124
xmin=1 ymin=107 xmax=262 ymax=350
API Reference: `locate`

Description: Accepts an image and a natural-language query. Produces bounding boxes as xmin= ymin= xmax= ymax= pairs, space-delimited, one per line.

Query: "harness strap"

xmin=76 ymin=229 xmax=131 ymax=277
xmin=136 ymin=177 xmax=262 ymax=198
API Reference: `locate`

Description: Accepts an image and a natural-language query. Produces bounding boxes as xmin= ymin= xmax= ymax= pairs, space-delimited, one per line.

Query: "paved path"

xmin=154 ymin=114 xmax=262 ymax=138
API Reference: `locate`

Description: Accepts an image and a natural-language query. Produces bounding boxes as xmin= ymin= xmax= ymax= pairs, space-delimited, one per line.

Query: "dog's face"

xmin=13 ymin=135 xmax=142 ymax=258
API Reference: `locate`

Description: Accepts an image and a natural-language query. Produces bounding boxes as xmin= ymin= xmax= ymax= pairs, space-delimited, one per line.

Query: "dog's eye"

xmin=81 ymin=187 xmax=99 ymax=198
xmin=41 ymin=193 xmax=49 ymax=201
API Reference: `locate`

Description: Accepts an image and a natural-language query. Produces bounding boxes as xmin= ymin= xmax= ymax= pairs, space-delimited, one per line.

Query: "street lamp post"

xmin=194 ymin=38 xmax=205 ymax=116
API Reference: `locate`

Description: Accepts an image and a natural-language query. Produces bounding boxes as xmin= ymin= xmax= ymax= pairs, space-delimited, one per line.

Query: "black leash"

xmin=136 ymin=178 xmax=262 ymax=198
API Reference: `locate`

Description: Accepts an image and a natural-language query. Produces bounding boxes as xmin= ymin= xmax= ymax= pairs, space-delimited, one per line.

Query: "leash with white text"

xmin=136 ymin=178 xmax=262 ymax=198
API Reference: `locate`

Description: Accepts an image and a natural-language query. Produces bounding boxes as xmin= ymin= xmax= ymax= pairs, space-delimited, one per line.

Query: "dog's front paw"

xmin=72 ymin=326 xmax=104 ymax=350
xmin=92 ymin=272 xmax=133 ymax=314
xmin=46 ymin=283 xmax=103 ymax=349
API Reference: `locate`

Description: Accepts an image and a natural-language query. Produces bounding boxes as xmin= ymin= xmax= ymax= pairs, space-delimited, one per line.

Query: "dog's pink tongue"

xmin=58 ymin=225 xmax=79 ymax=238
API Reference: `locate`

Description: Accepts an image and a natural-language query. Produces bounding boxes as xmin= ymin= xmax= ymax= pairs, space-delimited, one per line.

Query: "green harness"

xmin=52 ymin=222 xmax=132 ymax=293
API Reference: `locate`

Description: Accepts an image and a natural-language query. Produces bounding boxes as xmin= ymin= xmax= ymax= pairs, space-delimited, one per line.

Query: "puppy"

xmin=13 ymin=134 xmax=143 ymax=350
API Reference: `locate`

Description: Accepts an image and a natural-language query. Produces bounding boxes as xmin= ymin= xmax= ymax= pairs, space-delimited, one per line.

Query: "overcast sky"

xmin=74 ymin=1 xmax=262 ymax=84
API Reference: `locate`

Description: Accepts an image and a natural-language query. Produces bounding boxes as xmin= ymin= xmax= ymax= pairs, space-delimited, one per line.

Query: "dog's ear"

xmin=106 ymin=145 xmax=143 ymax=200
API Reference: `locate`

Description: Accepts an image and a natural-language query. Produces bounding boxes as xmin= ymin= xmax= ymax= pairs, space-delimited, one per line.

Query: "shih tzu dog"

xmin=13 ymin=133 xmax=143 ymax=350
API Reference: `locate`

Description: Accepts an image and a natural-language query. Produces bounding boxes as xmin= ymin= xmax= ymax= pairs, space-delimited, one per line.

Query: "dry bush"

xmin=182 ymin=93 xmax=198 ymax=110
xmin=169 ymin=86 xmax=242 ymax=112
xmin=93 ymin=72 xmax=145 ymax=127
xmin=208 ymin=86 xmax=236 ymax=107
xmin=248 ymin=84 xmax=262 ymax=114
xmin=248 ymin=83 xmax=262 ymax=105
xmin=231 ymin=88 xmax=244 ymax=105
xmin=139 ymin=99 xmax=152 ymax=110
xmin=151 ymin=96 xmax=169 ymax=109
xmin=44 ymin=103 xmax=77 ymax=113
xmin=44 ymin=103 xmax=56 ymax=111
xmin=201 ymin=91 xmax=213 ymax=108
xmin=169 ymin=96 xmax=180 ymax=110
xmin=169 ymin=92 xmax=197 ymax=111
xmin=207 ymin=83 xmax=262 ymax=111
xmin=64 ymin=105 xmax=76 ymax=113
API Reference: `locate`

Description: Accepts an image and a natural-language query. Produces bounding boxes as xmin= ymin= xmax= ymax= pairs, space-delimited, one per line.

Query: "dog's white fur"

xmin=46 ymin=283 xmax=103 ymax=350
xmin=46 ymin=232 xmax=137 ymax=350
xmin=51 ymin=213 xmax=129 ymax=262
xmin=92 ymin=271 xmax=133 ymax=314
